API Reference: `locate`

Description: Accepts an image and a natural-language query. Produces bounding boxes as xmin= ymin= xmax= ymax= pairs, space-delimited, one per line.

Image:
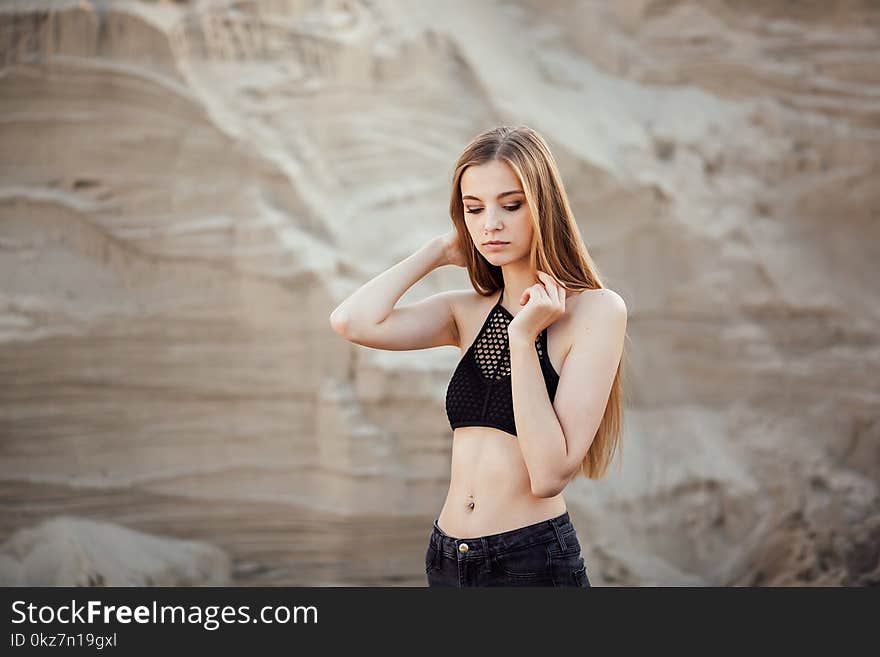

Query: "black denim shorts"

xmin=425 ymin=511 xmax=591 ymax=587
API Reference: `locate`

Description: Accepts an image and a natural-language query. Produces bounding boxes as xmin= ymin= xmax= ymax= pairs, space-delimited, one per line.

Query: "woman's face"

xmin=460 ymin=159 xmax=533 ymax=265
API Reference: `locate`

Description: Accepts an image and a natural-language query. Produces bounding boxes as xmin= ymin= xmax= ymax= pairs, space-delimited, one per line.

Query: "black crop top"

xmin=445 ymin=282 xmax=560 ymax=437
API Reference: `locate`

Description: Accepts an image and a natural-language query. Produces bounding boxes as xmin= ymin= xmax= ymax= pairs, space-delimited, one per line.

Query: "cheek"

xmin=514 ymin=211 xmax=534 ymax=241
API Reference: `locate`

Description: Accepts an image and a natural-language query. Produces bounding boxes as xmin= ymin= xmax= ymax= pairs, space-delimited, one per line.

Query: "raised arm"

xmin=329 ymin=232 xmax=465 ymax=351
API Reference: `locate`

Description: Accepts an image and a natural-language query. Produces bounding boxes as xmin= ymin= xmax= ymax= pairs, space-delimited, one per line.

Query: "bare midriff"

xmin=436 ymin=426 xmax=567 ymax=539
xmin=436 ymin=288 xmax=590 ymax=539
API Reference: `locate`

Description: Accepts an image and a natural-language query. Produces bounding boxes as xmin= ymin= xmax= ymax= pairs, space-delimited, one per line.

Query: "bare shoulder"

xmin=446 ymin=285 xmax=505 ymax=307
xmin=569 ymin=287 xmax=628 ymax=328
xmin=446 ymin=287 xmax=498 ymax=349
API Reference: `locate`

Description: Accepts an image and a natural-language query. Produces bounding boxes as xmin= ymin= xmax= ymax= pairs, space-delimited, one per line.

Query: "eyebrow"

xmin=461 ymin=190 xmax=524 ymax=201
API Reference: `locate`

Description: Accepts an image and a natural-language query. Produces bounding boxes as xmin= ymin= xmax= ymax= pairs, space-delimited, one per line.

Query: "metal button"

xmin=458 ymin=542 xmax=469 ymax=553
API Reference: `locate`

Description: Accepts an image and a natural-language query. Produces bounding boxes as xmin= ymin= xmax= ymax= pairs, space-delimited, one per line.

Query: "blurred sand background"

xmin=1 ymin=0 xmax=878 ymax=586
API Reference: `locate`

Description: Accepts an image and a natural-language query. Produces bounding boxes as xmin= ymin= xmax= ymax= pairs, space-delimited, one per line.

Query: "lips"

xmin=484 ymin=241 xmax=509 ymax=245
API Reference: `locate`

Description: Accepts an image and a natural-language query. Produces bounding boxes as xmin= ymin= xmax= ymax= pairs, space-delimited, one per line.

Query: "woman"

xmin=330 ymin=125 xmax=628 ymax=587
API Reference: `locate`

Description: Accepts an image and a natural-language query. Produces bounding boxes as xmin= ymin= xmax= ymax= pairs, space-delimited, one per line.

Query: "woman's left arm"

xmin=509 ymin=287 xmax=627 ymax=497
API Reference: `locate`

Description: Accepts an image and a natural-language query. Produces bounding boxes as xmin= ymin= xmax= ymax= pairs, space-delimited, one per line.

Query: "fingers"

xmin=536 ymin=271 xmax=561 ymax=306
xmin=531 ymin=283 xmax=549 ymax=303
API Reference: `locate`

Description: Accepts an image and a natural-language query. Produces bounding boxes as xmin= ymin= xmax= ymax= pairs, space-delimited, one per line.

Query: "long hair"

xmin=448 ymin=125 xmax=628 ymax=480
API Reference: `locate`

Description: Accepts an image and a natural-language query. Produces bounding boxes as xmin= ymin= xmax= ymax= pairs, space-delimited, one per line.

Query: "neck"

xmin=499 ymin=264 xmax=537 ymax=315
xmin=499 ymin=265 xmax=570 ymax=314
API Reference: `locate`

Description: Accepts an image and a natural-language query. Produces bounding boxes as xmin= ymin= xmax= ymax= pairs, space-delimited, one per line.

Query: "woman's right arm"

xmin=328 ymin=232 xmax=466 ymax=351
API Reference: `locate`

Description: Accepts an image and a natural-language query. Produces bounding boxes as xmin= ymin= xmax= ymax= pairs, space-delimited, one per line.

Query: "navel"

xmin=465 ymin=493 xmax=475 ymax=512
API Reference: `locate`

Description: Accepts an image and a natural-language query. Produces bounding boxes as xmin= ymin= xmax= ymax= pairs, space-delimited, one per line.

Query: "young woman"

xmin=330 ymin=125 xmax=628 ymax=587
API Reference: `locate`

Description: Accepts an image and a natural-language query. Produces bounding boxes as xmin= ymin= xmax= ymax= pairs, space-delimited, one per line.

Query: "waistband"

xmin=431 ymin=511 xmax=576 ymax=559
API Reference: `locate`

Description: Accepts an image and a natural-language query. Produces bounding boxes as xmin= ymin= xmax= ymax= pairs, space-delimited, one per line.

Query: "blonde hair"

xmin=448 ymin=125 xmax=628 ymax=479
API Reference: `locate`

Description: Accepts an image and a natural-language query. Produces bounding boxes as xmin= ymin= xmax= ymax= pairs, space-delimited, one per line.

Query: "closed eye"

xmin=465 ymin=203 xmax=522 ymax=215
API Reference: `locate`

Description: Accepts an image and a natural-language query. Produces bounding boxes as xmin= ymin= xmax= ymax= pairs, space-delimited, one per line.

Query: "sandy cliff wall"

xmin=1 ymin=0 xmax=878 ymax=585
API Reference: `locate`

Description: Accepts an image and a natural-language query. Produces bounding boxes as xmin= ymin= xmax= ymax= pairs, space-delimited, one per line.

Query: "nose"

xmin=484 ymin=208 xmax=504 ymax=230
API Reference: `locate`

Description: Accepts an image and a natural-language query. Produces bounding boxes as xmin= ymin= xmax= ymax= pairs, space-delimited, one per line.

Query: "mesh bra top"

xmin=445 ymin=282 xmax=560 ymax=437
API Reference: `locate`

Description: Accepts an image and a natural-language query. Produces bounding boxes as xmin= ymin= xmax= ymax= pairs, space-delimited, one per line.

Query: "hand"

xmin=507 ymin=271 xmax=567 ymax=342
xmin=437 ymin=229 xmax=468 ymax=268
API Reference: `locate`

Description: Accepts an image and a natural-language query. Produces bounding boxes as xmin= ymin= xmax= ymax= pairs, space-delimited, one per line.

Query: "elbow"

xmin=329 ymin=308 xmax=352 ymax=338
xmin=329 ymin=308 xmax=371 ymax=344
xmin=530 ymin=476 xmax=564 ymax=499
xmin=530 ymin=464 xmax=574 ymax=498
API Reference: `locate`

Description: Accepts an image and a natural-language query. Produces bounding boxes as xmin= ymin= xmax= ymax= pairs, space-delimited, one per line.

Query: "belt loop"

xmin=433 ymin=519 xmax=447 ymax=553
xmin=551 ymin=516 xmax=567 ymax=551
xmin=480 ymin=537 xmax=492 ymax=574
